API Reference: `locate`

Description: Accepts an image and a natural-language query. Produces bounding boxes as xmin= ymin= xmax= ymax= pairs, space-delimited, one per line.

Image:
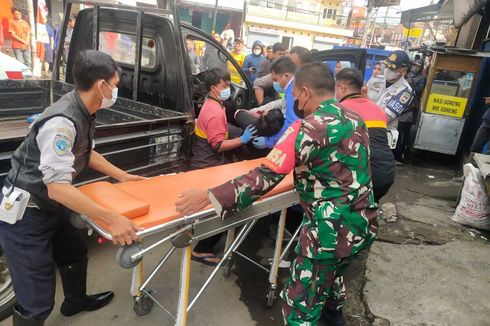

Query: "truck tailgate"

xmin=0 ymin=119 xmax=30 ymax=143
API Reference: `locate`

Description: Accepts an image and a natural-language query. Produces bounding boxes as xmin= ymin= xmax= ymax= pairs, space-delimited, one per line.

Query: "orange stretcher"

xmin=79 ymin=159 xmax=293 ymax=231
xmin=77 ymin=159 xmax=299 ymax=325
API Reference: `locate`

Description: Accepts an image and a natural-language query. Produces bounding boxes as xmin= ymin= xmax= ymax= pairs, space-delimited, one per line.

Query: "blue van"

xmin=333 ymin=45 xmax=391 ymax=81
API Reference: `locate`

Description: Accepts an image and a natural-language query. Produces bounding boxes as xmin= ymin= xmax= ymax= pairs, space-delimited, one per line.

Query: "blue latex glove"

xmin=252 ymin=136 xmax=267 ymax=149
xmin=240 ymin=125 xmax=257 ymax=144
xmin=26 ymin=113 xmax=41 ymax=123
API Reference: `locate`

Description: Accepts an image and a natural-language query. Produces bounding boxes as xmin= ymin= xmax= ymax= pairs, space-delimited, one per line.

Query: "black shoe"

xmin=58 ymin=260 xmax=114 ymax=317
xmin=12 ymin=306 xmax=44 ymax=326
xmin=60 ymin=291 xmax=114 ymax=317
xmin=320 ymin=308 xmax=346 ymax=326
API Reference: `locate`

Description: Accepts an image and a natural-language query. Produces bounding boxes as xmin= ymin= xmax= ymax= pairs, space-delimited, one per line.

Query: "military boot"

xmin=59 ymin=260 xmax=114 ymax=317
xmin=12 ymin=306 xmax=44 ymax=326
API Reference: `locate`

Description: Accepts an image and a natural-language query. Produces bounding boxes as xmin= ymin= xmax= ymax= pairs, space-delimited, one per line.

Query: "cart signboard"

xmin=414 ymin=50 xmax=484 ymax=155
xmin=403 ymin=28 xmax=423 ymax=38
xmin=425 ymin=93 xmax=468 ymax=118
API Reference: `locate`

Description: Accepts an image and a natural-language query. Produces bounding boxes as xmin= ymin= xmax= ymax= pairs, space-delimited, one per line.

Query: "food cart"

xmin=414 ymin=48 xmax=490 ymax=155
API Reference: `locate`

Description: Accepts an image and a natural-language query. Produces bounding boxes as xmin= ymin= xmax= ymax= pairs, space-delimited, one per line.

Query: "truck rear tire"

xmin=0 ymin=251 xmax=16 ymax=321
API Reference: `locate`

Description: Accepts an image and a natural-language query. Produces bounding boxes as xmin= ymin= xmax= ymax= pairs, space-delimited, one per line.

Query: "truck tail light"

xmin=5 ymin=71 xmax=24 ymax=80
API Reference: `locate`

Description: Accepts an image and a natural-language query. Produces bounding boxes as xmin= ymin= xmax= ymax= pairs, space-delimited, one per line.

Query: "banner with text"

xmin=403 ymin=28 xmax=423 ymax=38
xmin=426 ymin=93 xmax=467 ymax=118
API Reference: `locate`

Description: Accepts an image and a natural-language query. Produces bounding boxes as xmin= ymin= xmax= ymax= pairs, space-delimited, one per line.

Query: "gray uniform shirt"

xmin=36 ymin=116 xmax=77 ymax=184
xmin=253 ymin=73 xmax=273 ymax=90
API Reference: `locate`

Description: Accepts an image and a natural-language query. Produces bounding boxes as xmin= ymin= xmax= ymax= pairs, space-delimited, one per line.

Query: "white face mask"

xmin=100 ymin=81 xmax=118 ymax=109
xmin=219 ymin=87 xmax=231 ymax=101
xmin=385 ymin=69 xmax=401 ymax=81
xmin=253 ymin=49 xmax=262 ymax=56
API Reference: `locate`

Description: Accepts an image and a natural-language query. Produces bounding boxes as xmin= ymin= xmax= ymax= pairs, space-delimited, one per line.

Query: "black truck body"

xmin=0 ymin=1 xmax=254 ymax=186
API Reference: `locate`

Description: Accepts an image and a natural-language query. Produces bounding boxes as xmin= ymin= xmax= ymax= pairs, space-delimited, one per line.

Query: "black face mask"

xmin=293 ymin=100 xmax=305 ymax=119
xmin=293 ymin=89 xmax=309 ymax=119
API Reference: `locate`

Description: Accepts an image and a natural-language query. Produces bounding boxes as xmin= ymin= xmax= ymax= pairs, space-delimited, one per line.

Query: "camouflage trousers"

xmin=280 ymin=254 xmax=351 ymax=326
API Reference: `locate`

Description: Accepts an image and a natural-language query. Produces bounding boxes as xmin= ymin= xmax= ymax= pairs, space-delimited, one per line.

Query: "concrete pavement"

xmin=362 ymin=152 xmax=490 ymax=326
xmin=2 ymin=152 xmax=489 ymax=326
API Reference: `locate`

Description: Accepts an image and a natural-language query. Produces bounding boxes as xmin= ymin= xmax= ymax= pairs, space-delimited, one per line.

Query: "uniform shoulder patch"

xmin=53 ymin=133 xmax=72 ymax=155
xmin=399 ymin=91 xmax=412 ymax=104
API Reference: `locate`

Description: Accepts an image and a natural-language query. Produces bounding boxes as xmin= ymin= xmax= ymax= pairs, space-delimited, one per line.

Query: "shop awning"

xmin=450 ymin=0 xmax=490 ymax=27
xmin=401 ymin=0 xmax=490 ymax=28
xmin=400 ymin=0 xmax=453 ymax=27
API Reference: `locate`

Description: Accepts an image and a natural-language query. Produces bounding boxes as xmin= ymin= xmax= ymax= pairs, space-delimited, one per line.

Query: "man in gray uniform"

xmin=0 ymin=50 xmax=143 ymax=325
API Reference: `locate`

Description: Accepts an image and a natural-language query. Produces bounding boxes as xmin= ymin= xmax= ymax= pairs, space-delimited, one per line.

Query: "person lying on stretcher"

xmin=176 ymin=62 xmax=378 ymax=326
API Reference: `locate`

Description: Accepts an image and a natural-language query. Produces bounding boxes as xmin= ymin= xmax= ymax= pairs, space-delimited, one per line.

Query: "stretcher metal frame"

xmin=83 ymin=189 xmax=299 ymax=325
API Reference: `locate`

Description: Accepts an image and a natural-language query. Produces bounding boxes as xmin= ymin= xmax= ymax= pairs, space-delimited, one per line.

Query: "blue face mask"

xmin=220 ymin=87 xmax=231 ymax=101
xmin=273 ymin=81 xmax=284 ymax=94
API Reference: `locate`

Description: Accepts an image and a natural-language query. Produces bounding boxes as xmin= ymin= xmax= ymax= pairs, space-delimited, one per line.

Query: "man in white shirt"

xmin=0 ymin=50 xmax=144 ymax=325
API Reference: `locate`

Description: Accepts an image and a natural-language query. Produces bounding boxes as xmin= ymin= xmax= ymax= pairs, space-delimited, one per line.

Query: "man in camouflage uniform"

xmin=176 ymin=62 xmax=378 ymax=325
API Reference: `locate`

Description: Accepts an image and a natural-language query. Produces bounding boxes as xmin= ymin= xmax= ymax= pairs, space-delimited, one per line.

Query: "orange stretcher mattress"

xmin=78 ymin=159 xmax=293 ymax=230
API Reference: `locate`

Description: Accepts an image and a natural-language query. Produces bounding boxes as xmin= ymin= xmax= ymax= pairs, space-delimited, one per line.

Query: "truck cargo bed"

xmin=0 ymin=119 xmax=30 ymax=142
xmin=0 ymin=80 xmax=192 ymax=185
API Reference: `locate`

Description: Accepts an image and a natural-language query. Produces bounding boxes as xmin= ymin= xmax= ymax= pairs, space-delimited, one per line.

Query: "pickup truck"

xmin=0 ymin=2 xmax=255 ymax=187
xmin=0 ymin=0 xmax=256 ymax=319
xmin=0 ymin=0 xmax=368 ymax=318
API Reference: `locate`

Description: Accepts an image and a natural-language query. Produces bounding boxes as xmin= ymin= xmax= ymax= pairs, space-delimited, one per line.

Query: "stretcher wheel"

xmin=116 ymin=243 xmax=142 ymax=269
xmin=266 ymin=287 xmax=276 ymax=307
xmin=222 ymin=257 xmax=233 ymax=278
xmin=133 ymin=294 xmax=154 ymax=316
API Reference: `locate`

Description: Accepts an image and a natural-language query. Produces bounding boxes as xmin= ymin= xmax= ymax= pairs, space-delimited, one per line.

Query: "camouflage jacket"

xmin=209 ymin=99 xmax=378 ymax=259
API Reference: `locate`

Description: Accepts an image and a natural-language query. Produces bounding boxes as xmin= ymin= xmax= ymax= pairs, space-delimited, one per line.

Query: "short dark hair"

xmin=72 ymin=50 xmax=119 ymax=91
xmin=335 ymin=68 xmax=363 ymax=92
xmin=295 ymin=62 xmax=335 ymax=95
xmin=272 ymin=42 xmax=286 ymax=53
xmin=234 ymin=38 xmax=244 ymax=44
xmin=271 ymin=56 xmax=296 ymax=75
xmin=266 ymin=45 xmax=273 ymax=50
xmin=11 ymin=7 xmax=21 ymax=14
xmin=290 ymin=46 xmax=311 ymax=65
xmin=204 ymin=67 xmax=230 ymax=91
xmin=256 ymin=108 xmax=284 ymax=136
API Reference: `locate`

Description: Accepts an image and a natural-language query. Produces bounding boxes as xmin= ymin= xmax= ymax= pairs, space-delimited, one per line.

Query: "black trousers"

xmin=471 ymin=120 xmax=490 ymax=153
xmin=373 ymin=183 xmax=393 ymax=204
xmin=394 ymin=121 xmax=412 ymax=160
xmin=0 ymin=204 xmax=87 ymax=320
xmin=193 ymin=233 xmax=222 ymax=254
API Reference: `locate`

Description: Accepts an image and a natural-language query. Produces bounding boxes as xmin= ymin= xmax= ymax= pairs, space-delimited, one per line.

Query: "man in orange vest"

xmin=335 ymin=68 xmax=395 ymax=202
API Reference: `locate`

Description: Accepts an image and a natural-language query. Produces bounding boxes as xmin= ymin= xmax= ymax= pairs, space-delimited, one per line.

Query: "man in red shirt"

xmin=191 ymin=68 xmax=256 ymax=170
xmin=335 ymin=68 xmax=395 ymax=202
xmin=9 ymin=7 xmax=31 ymax=67
xmin=190 ymin=67 xmax=256 ymax=265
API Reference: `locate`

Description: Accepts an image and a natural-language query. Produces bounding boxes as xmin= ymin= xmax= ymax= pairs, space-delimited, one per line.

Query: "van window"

xmin=99 ymin=32 xmax=156 ymax=69
xmin=323 ymin=60 xmax=356 ymax=76
xmin=185 ymin=37 xmax=246 ymax=86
